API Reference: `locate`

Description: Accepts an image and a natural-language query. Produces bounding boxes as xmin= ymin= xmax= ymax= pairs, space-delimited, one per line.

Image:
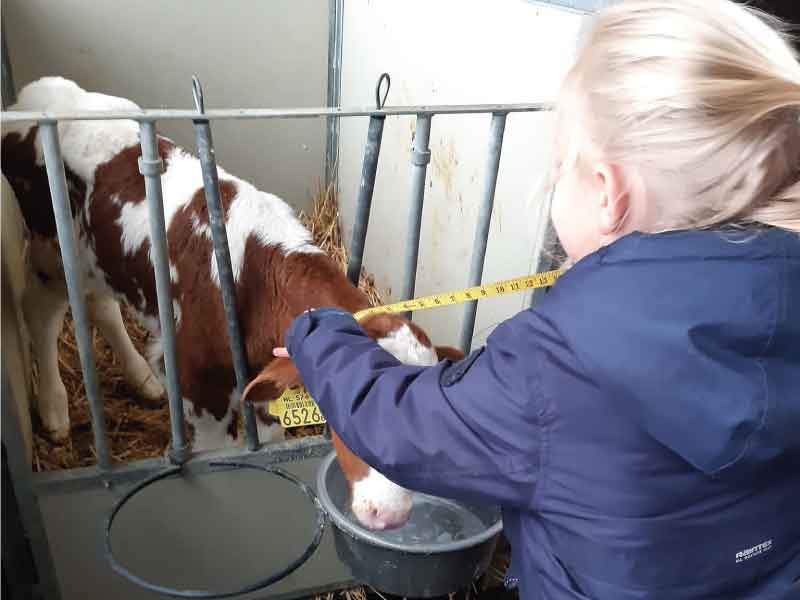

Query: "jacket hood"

xmin=540 ymin=227 xmax=800 ymax=480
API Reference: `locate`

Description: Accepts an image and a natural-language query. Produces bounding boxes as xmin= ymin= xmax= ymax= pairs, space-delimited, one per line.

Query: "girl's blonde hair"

xmin=556 ymin=0 xmax=800 ymax=233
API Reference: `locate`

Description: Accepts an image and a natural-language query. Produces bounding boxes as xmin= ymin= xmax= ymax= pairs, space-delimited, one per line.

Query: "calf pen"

xmin=1 ymin=74 xmax=559 ymax=599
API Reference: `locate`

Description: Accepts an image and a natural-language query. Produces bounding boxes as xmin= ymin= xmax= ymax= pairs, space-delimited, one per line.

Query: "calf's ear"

xmin=435 ymin=345 xmax=465 ymax=362
xmin=241 ymin=358 xmax=302 ymax=405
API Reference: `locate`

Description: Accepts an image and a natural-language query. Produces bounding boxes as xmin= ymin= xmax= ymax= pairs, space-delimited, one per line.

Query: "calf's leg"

xmin=87 ymin=294 xmax=164 ymax=406
xmin=23 ymin=272 xmax=70 ymax=442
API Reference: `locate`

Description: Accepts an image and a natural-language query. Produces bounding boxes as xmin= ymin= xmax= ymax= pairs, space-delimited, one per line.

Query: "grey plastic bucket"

xmin=316 ymin=452 xmax=503 ymax=598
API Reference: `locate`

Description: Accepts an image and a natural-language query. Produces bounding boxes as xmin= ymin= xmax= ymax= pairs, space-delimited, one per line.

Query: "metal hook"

xmin=191 ymin=75 xmax=205 ymax=114
xmin=375 ymin=73 xmax=390 ymax=110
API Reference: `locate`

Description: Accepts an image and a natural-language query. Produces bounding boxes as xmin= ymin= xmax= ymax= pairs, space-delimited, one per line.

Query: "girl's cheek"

xmin=550 ymin=168 xmax=605 ymax=263
xmin=551 ymin=180 xmax=579 ymax=261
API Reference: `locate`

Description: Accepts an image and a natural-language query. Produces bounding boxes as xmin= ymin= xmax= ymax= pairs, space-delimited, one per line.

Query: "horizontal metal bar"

xmin=39 ymin=121 xmax=111 ymax=471
xmin=31 ymin=435 xmax=333 ymax=496
xmin=524 ymin=0 xmax=604 ymax=14
xmin=1 ymin=102 xmax=551 ymax=123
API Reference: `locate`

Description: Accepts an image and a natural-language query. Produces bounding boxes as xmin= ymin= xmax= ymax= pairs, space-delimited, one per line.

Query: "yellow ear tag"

xmin=268 ymin=386 xmax=327 ymax=429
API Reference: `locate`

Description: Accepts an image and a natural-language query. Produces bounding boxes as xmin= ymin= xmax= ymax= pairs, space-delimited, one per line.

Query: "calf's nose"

xmin=354 ymin=504 xmax=411 ymax=531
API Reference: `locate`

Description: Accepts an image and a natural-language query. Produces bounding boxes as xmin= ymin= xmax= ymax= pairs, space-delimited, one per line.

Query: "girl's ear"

xmin=241 ymin=358 xmax=302 ymax=405
xmin=594 ymin=162 xmax=631 ymax=236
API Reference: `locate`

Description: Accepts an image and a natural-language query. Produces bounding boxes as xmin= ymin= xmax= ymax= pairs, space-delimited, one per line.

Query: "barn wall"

xmin=2 ymin=0 xmax=329 ymax=211
xmin=337 ymin=0 xmax=592 ymax=348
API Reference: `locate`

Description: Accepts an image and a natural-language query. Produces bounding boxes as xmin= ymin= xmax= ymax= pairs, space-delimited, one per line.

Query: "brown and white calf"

xmin=2 ymin=76 xmax=462 ymax=530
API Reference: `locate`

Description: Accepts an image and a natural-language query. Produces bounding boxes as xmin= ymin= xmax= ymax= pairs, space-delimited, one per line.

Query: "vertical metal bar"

xmin=1 ymin=18 xmax=17 ymax=108
xmin=459 ymin=112 xmax=507 ymax=353
xmin=346 ymin=115 xmax=385 ymax=285
xmin=191 ymin=117 xmax=260 ymax=451
xmin=2 ymin=363 xmax=63 ymax=600
xmin=401 ymin=113 xmax=432 ymax=318
xmin=39 ymin=122 xmax=110 ymax=470
xmin=138 ymin=121 xmax=190 ymax=464
xmin=529 ymin=218 xmax=562 ymax=308
xmin=325 ymin=0 xmax=344 ymax=187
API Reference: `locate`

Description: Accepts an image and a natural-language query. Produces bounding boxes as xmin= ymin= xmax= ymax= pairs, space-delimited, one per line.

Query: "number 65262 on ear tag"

xmin=267 ymin=386 xmax=326 ymax=428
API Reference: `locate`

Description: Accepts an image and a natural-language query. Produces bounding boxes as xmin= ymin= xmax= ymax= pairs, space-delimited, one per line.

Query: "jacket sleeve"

xmin=285 ymin=308 xmax=543 ymax=509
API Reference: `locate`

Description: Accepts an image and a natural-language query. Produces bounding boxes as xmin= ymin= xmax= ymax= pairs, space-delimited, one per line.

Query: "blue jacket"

xmin=286 ymin=227 xmax=800 ymax=600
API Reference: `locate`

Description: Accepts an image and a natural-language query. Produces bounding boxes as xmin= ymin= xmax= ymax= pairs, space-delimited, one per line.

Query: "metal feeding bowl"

xmin=316 ymin=452 xmax=503 ymax=598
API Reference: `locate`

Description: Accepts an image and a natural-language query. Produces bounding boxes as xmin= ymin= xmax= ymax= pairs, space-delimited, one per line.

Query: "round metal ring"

xmin=104 ymin=461 xmax=327 ymax=598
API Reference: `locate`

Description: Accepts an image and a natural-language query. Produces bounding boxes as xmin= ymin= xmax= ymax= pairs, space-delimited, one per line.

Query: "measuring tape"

xmin=267 ymin=268 xmax=563 ymax=428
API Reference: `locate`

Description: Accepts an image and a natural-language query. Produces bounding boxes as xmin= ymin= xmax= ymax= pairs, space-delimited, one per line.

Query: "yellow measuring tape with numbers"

xmin=267 ymin=268 xmax=563 ymax=428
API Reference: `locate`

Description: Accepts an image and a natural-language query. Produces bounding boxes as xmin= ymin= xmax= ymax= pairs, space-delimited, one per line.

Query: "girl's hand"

xmin=274 ymin=308 xmax=318 ymax=359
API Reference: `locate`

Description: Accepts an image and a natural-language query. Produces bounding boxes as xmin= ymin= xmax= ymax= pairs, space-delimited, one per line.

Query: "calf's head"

xmin=242 ymin=312 xmax=463 ymax=530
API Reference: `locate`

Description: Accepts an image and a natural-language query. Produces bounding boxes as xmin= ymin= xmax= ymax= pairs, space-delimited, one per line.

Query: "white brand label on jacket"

xmin=735 ymin=539 xmax=772 ymax=564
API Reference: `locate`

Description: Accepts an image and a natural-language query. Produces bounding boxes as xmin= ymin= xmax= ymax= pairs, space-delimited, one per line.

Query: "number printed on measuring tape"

xmin=268 ymin=387 xmax=326 ymax=428
xmin=353 ymin=268 xmax=562 ymax=321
